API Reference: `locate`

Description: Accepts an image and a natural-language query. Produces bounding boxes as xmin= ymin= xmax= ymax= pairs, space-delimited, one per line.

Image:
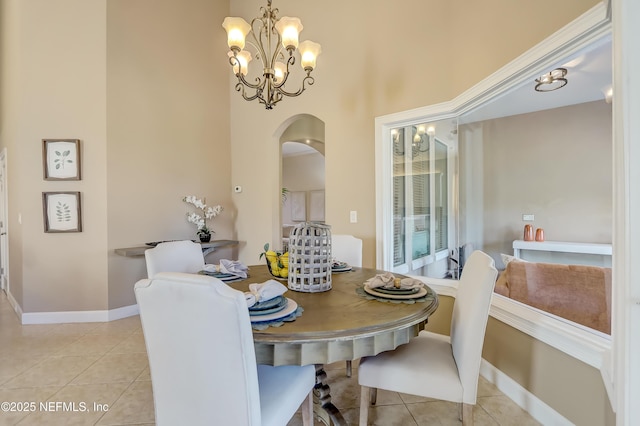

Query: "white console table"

xmin=512 ymin=240 xmax=612 ymax=266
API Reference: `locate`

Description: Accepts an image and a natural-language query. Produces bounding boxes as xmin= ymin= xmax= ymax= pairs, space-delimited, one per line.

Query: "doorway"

xmin=277 ymin=114 xmax=326 ymax=249
xmin=0 ymin=149 xmax=8 ymax=294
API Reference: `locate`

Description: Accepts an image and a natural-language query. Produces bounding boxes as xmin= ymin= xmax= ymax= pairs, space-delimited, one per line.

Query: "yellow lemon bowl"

xmin=266 ymin=257 xmax=289 ymax=281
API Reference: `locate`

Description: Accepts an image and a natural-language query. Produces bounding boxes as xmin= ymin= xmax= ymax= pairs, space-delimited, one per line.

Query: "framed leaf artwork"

xmin=42 ymin=192 xmax=82 ymax=233
xmin=42 ymin=139 xmax=81 ymax=180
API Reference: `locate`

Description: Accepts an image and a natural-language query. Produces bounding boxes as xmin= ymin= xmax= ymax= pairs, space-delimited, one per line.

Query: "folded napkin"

xmin=245 ymin=280 xmax=288 ymax=308
xmin=365 ymin=272 xmax=424 ymax=290
xmin=202 ymin=264 xmax=219 ymax=273
xmin=220 ymin=259 xmax=248 ymax=279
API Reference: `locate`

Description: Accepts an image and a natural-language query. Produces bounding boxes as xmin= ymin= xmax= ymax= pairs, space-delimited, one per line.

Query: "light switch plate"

xmin=350 ymin=211 xmax=357 ymax=223
xmin=522 ymin=214 xmax=535 ymax=221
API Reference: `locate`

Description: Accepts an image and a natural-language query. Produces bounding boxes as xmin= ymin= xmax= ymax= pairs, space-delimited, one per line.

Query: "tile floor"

xmin=0 ymin=291 xmax=539 ymax=425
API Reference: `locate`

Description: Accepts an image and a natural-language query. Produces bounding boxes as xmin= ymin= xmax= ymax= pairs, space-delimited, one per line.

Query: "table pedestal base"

xmin=313 ymin=364 xmax=346 ymax=426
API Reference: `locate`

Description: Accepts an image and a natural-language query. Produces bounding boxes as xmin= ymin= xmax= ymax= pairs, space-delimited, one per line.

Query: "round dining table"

xmin=228 ymin=265 xmax=439 ymax=426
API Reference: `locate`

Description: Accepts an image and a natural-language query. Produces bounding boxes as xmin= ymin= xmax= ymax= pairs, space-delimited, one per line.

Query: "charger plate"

xmin=374 ymin=286 xmax=420 ymax=295
xmin=250 ymin=298 xmax=298 ymax=322
xmin=363 ymin=285 xmax=428 ymax=300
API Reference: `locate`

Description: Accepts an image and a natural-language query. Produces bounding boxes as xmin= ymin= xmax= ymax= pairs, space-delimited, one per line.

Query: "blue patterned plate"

xmin=249 ymin=295 xmax=286 ymax=312
xmin=198 ymin=271 xmax=240 ymax=282
xmin=249 ymin=298 xmax=288 ymax=316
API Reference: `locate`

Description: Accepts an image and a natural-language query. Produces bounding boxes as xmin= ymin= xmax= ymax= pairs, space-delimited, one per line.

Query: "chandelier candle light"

xmin=183 ymin=195 xmax=223 ymax=243
xmin=222 ymin=0 xmax=321 ymax=109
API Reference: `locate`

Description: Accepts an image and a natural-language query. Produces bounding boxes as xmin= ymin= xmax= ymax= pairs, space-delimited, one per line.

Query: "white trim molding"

xmin=20 ymin=304 xmax=139 ymax=324
xmin=490 ymin=294 xmax=611 ymax=369
xmin=6 ymin=289 xmax=22 ymax=318
xmin=480 ymin=359 xmax=572 ymax=426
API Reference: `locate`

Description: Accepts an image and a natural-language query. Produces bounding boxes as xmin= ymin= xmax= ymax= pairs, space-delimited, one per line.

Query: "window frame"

xmin=374 ymin=1 xmax=612 ymax=382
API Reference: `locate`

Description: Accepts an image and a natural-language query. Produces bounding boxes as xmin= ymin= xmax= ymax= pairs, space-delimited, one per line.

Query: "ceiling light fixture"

xmin=222 ymin=0 xmax=321 ymax=110
xmin=534 ymin=68 xmax=568 ymax=92
xmin=602 ymin=85 xmax=613 ymax=104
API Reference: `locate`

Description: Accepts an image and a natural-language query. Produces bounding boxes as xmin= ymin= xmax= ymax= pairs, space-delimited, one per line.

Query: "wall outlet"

xmin=522 ymin=214 xmax=535 ymax=221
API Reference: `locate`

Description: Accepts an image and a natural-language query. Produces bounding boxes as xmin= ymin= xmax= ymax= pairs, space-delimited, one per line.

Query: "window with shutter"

xmin=389 ymin=123 xmax=455 ymax=276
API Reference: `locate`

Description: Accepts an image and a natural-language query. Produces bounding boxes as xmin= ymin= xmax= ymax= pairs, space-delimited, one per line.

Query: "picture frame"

xmin=42 ymin=191 xmax=82 ymax=233
xmin=309 ymin=190 xmax=325 ymax=222
xmin=290 ymin=191 xmax=306 ymax=221
xmin=42 ymin=139 xmax=81 ymax=180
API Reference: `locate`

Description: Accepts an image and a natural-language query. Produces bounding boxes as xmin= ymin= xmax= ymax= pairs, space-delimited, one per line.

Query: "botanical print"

xmin=55 ymin=201 xmax=72 ymax=222
xmin=44 ymin=140 xmax=80 ymax=180
xmin=45 ymin=192 xmax=80 ymax=232
xmin=53 ymin=148 xmax=74 ymax=171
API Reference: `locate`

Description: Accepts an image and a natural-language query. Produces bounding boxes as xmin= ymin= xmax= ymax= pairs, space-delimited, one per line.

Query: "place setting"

xmin=199 ymin=259 xmax=249 ymax=283
xmin=331 ymin=259 xmax=353 ymax=273
xmin=245 ymin=280 xmax=303 ymax=330
xmin=356 ymin=272 xmax=435 ymax=304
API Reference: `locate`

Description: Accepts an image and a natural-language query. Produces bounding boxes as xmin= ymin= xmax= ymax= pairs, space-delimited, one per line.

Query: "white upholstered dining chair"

xmin=144 ymin=240 xmax=205 ymax=278
xmin=331 ymin=234 xmax=363 ymax=377
xmin=135 ymin=272 xmax=315 ymax=426
xmin=331 ymin=234 xmax=363 ymax=269
xmin=358 ymin=250 xmax=498 ymax=426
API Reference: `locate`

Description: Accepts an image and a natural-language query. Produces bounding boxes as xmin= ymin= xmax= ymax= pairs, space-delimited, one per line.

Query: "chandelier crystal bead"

xmin=222 ymin=0 xmax=321 ymax=110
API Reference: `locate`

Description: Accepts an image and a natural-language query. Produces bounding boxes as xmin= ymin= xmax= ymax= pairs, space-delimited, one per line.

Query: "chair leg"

xmin=359 ymin=386 xmax=370 ymax=426
xmin=301 ymin=391 xmax=314 ymax=426
xmin=461 ymin=403 xmax=474 ymax=426
xmin=346 ymin=360 xmax=352 ymax=377
xmin=370 ymin=388 xmax=377 ymax=405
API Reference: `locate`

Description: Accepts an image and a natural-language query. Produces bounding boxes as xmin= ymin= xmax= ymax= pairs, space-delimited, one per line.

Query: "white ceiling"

xmin=282 ymin=141 xmax=318 ymax=157
xmin=460 ymin=35 xmax=612 ymax=124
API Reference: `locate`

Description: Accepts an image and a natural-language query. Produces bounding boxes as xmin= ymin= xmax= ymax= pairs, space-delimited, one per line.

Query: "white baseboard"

xmin=6 ymin=289 xmax=23 ymax=318
xmin=480 ymin=359 xmax=572 ymax=426
xmin=20 ymin=304 xmax=139 ymax=324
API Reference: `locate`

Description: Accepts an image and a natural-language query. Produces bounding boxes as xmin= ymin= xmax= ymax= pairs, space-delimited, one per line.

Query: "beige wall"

xmin=0 ymin=0 xmax=233 ymax=313
xmin=105 ymin=0 xmax=233 ymax=308
xmin=227 ymin=0 xmax=598 ymax=269
xmin=1 ymin=0 xmax=612 ymax=423
xmin=0 ymin=0 xmax=601 ymax=306
xmin=460 ymin=101 xmax=613 ymax=268
xmin=1 ymin=0 xmax=109 ymax=312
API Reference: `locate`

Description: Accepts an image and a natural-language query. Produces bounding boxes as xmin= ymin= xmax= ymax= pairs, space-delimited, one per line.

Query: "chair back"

xmin=134 ymin=272 xmax=261 ymax=426
xmin=331 ymin=234 xmax=363 ymax=267
xmin=450 ymin=250 xmax=498 ymax=404
xmin=144 ymin=240 xmax=205 ymax=278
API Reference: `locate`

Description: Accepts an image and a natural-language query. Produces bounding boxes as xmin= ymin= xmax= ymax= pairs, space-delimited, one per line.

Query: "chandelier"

xmin=222 ymin=0 xmax=321 ymax=110
xmin=392 ymin=126 xmax=434 ymax=158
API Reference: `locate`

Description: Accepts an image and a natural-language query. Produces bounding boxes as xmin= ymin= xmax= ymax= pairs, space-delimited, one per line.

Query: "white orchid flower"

xmin=183 ymin=196 xmax=223 ymax=235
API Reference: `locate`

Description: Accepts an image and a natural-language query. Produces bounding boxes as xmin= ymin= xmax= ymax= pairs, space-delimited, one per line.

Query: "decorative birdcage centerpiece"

xmin=288 ymin=222 xmax=332 ymax=292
